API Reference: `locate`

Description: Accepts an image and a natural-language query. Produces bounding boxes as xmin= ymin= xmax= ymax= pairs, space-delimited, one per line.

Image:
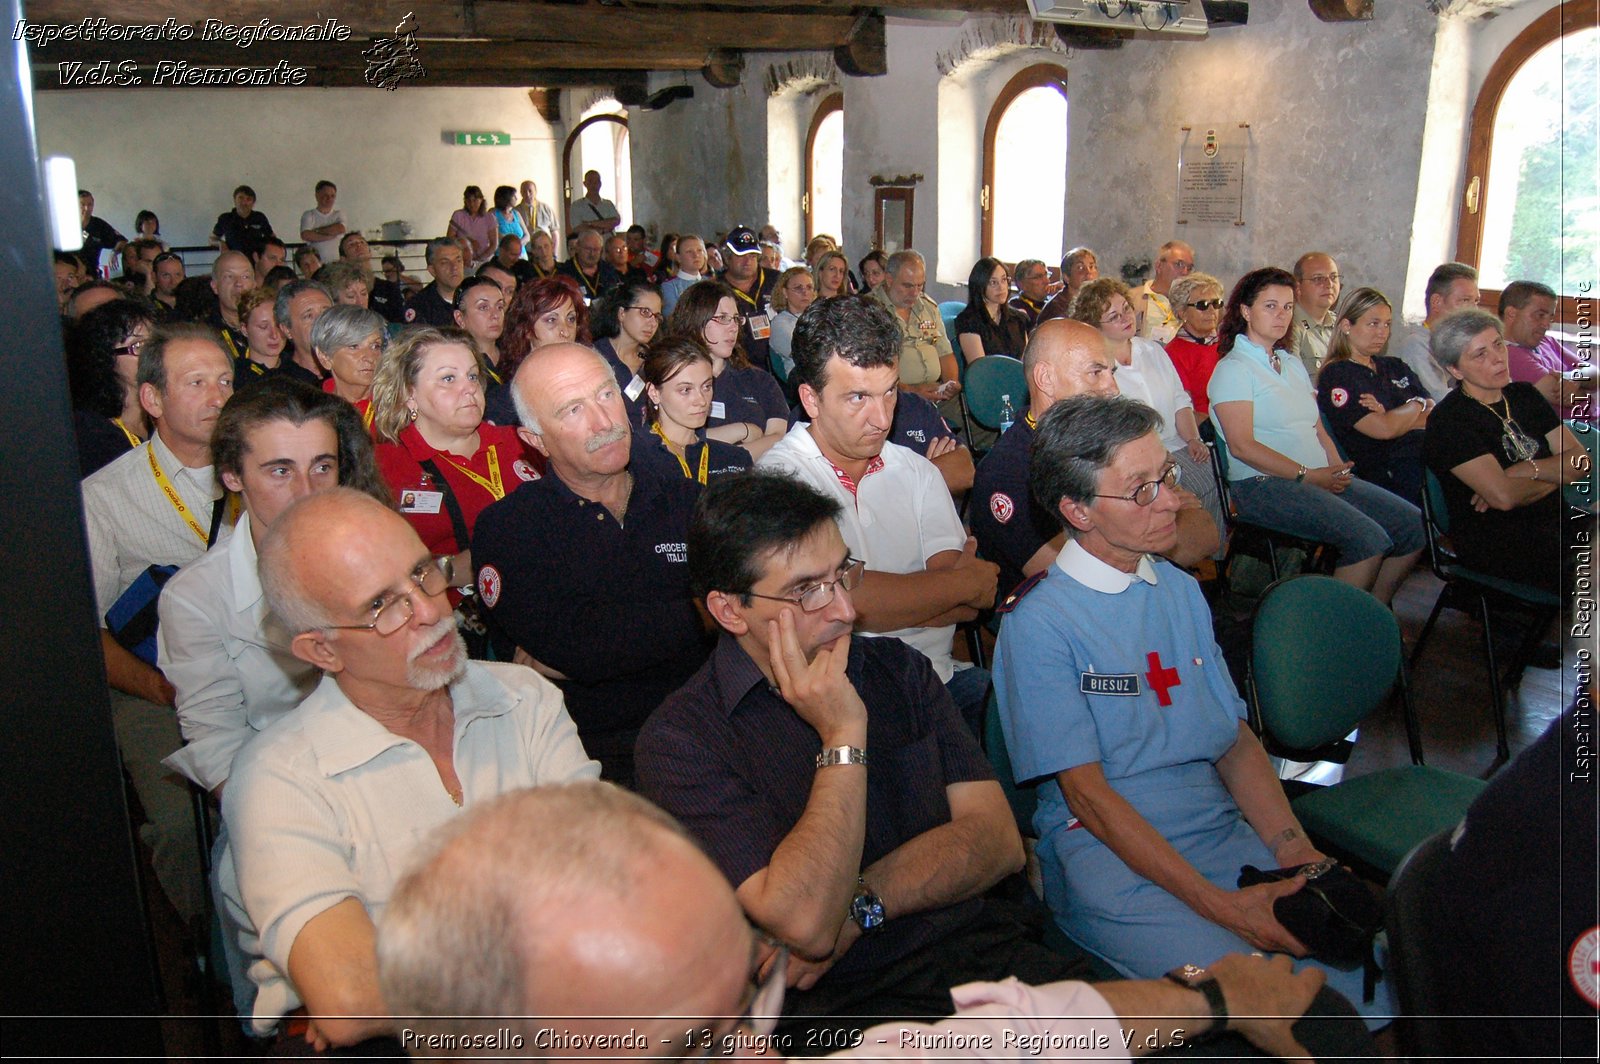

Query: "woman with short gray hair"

xmin=1422 ymin=308 xmax=1590 ymax=593
xmin=311 ymin=304 xmax=387 ymax=414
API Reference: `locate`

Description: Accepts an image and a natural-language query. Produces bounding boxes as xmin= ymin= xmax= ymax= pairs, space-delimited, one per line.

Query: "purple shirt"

xmin=1508 ymin=335 xmax=1593 ymax=422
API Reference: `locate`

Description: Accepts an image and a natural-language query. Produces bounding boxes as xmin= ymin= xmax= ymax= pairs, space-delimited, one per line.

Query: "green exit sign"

xmin=453 ymin=132 xmax=511 ymax=146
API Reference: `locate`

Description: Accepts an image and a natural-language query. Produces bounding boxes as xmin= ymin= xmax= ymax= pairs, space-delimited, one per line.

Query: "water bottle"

xmin=999 ymin=393 xmax=1015 ymax=434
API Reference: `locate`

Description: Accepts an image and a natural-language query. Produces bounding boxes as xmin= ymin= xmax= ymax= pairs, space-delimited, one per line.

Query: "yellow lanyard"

xmin=434 ymin=443 xmax=505 ymax=500
xmin=147 ymin=443 xmax=236 ymax=544
xmin=1024 ymin=412 xmax=1037 ymax=430
xmin=219 ymin=328 xmax=243 ymax=362
xmin=484 ymin=362 xmax=504 ymax=387
xmin=573 ymin=266 xmax=601 ymax=298
xmin=731 ymin=270 xmax=767 ymax=309
xmin=112 ymin=418 xmax=140 ymax=448
xmin=362 ymin=402 xmax=376 ymax=431
xmin=652 ymin=423 xmax=709 ymax=484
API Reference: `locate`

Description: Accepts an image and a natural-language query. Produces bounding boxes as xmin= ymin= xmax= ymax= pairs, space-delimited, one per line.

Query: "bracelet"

xmin=816 ymin=745 xmax=868 ymax=769
xmin=1165 ymin=964 xmax=1228 ymax=1035
xmin=1294 ymin=465 xmax=1307 ymax=483
xmin=740 ymin=423 xmax=752 ymax=444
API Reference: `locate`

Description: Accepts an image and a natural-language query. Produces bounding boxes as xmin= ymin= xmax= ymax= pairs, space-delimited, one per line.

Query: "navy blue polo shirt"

xmin=403 ymin=282 xmax=456 ymax=327
xmin=211 ymin=210 xmax=274 ymax=258
xmin=636 ymin=631 xmax=994 ymax=984
xmin=555 ymin=259 xmax=622 ymax=303
xmin=594 ymin=337 xmax=648 ymax=428
xmin=971 ymin=417 xmax=1059 ymax=603
xmin=640 ymin=428 xmax=751 ymax=482
xmin=1316 ymin=355 xmax=1427 ymax=484
xmin=722 ymin=266 xmax=778 ymax=374
xmin=708 ymin=365 xmax=787 ymax=432
xmin=472 ymin=440 xmax=712 ymax=781
xmin=369 ymin=279 xmax=407 ymax=324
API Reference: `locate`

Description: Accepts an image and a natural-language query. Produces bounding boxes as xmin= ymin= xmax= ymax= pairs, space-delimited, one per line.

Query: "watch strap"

xmin=816 ymin=745 xmax=868 ymax=769
xmin=1165 ymin=964 xmax=1227 ymax=1032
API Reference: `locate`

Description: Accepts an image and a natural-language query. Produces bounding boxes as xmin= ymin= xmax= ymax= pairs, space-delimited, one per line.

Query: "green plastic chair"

xmin=983 ymin=689 xmax=1037 ymax=837
xmin=1249 ymin=575 xmax=1485 ymax=878
xmin=962 ymin=354 xmax=1026 ymax=432
xmin=1413 ymin=470 xmax=1560 ymax=762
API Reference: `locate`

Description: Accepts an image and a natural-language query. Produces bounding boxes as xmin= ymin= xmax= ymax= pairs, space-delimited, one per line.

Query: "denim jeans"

xmin=1228 ymin=474 xmax=1424 ymax=565
xmin=944 ymin=662 xmax=991 ymax=741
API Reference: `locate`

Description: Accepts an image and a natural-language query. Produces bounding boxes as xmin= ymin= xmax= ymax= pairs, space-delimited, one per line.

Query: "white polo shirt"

xmin=1114 ymin=337 xmax=1193 ymax=452
xmin=759 ymin=425 xmax=967 ymax=681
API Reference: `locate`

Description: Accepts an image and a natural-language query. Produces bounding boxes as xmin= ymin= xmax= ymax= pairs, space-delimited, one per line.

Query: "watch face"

xmin=851 ymin=892 xmax=885 ymax=931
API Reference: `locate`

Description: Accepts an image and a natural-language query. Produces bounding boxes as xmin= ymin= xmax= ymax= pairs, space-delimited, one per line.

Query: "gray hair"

xmin=1430 ymin=308 xmax=1503 ymax=372
xmin=136 ymin=322 xmax=224 ymax=393
xmin=274 ymin=279 xmax=334 ymax=330
xmin=377 ymin=782 xmax=689 ymax=1049
xmin=425 ymin=236 xmax=459 ymax=267
xmin=310 ymin=304 xmax=386 ymax=358
xmin=1014 ymin=258 xmax=1047 ymax=283
xmin=885 ymin=249 xmax=924 ymax=278
xmin=317 ymin=260 xmax=372 ymax=295
xmin=1030 ymin=395 xmax=1164 ymax=538
xmin=1061 ymin=246 xmax=1097 ymax=276
xmin=1168 ymin=272 xmax=1224 ymax=312
xmin=508 ymin=344 xmax=617 ymax=435
xmin=256 ymin=489 xmax=379 ymax=633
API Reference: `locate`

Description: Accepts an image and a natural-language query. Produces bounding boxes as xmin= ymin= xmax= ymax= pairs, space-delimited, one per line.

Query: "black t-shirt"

xmin=555 ymin=259 xmax=622 ymax=303
xmin=368 ymin=279 xmax=408 ymax=324
xmin=211 ymin=210 xmax=275 ymax=258
xmin=80 ymin=216 xmax=126 ymax=277
xmin=1422 ymin=382 xmax=1564 ymax=587
xmin=971 ymin=417 xmax=1059 ymax=603
xmin=1317 ymin=355 xmax=1427 ymax=485
xmin=403 ymin=282 xmax=456 ymax=327
xmin=707 ymin=365 xmax=786 ymax=432
xmin=954 ymin=301 xmax=1031 ymax=360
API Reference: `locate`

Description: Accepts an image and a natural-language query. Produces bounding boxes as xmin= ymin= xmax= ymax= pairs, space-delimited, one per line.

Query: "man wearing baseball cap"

xmin=719 ymin=224 xmax=779 ymax=374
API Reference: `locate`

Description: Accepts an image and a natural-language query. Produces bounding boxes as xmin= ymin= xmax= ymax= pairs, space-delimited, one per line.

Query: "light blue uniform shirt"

xmin=1207 ymin=335 xmax=1325 ymax=478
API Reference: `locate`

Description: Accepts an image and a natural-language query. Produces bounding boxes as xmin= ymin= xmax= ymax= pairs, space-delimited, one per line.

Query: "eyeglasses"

xmin=746 ymin=559 xmax=864 ymax=613
xmin=626 ymin=306 xmax=664 ymax=323
xmin=1169 ymin=261 xmax=1195 ymax=274
xmin=1189 ymin=299 xmax=1224 ymax=312
xmin=708 ymin=313 xmax=742 ymax=328
xmin=322 ymin=556 xmax=454 ymax=636
xmin=1092 ymin=464 xmax=1182 ymax=507
xmin=113 ymin=338 xmax=146 ymax=357
xmin=1100 ymin=305 xmax=1134 ymax=326
xmin=1305 ymin=273 xmax=1341 ymax=286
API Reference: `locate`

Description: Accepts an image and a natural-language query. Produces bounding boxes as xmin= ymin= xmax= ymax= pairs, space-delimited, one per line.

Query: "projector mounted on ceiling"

xmin=1026 ymin=0 xmax=1210 ymax=38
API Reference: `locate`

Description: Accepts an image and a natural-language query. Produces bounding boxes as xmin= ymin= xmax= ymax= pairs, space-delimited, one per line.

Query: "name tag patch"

xmin=1080 ymin=672 xmax=1141 ymax=696
xmin=709 ymin=400 xmax=726 ymax=420
xmin=746 ymin=313 xmax=771 ymax=340
xmin=624 ymin=374 xmax=646 ymax=401
xmin=400 ymin=489 xmax=444 ymax=514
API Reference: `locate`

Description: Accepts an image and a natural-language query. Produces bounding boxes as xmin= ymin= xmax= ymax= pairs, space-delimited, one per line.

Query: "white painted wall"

xmin=34 ymin=86 xmax=562 ymax=258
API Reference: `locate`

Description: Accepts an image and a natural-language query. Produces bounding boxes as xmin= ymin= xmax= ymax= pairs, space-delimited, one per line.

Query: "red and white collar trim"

xmin=826 ymin=455 xmax=885 ymax=497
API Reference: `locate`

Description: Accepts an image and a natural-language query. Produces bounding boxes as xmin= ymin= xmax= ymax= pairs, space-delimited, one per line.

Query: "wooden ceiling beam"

xmin=615 ymin=0 xmax=1024 ymax=11
xmin=36 ymin=65 xmax=653 ymax=91
xmin=33 ymin=38 xmax=710 ymax=72
xmin=20 ymin=1 xmax=858 ymax=50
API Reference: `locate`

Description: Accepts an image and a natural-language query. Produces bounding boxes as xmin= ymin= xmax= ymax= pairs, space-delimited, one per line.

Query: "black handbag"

xmin=1237 ymin=859 xmax=1382 ymax=970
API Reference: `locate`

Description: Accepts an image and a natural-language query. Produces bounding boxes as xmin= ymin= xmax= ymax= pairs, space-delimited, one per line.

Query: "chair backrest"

xmin=983 ymin=690 xmax=1037 ymax=838
xmin=1384 ymin=827 xmax=1456 ymax=1059
xmin=963 ymin=355 xmax=1026 ymax=430
xmin=1418 ymin=468 xmax=1457 ymax=578
xmin=938 ymin=300 xmax=963 ymax=352
xmin=1250 ymin=574 xmax=1403 ymax=749
xmin=1206 ymin=438 xmax=1235 ymax=519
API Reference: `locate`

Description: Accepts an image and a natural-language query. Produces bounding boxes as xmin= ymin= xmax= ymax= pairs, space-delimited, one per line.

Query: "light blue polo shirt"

xmin=1206 ymin=335 xmax=1325 ymax=478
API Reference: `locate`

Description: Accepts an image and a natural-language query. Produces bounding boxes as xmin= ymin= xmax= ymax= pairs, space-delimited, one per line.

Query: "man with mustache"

xmin=220 ymin=488 xmax=596 ymax=1050
xmin=473 ymin=343 xmax=713 ymax=786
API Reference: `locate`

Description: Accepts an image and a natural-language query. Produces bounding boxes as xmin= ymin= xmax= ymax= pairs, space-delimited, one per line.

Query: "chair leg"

xmin=1476 ymin=593 xmax=1511 ymax=763
xmin=1502 ymin=605 xmax=1557 ymax=690
xmin=1397 ymin=659 xmax=1425 ymax=766
xmin=1267 ymin=539 xmax=1282 ymax=581
xmin=1409 ymin=588 xmax=1448 ymax=670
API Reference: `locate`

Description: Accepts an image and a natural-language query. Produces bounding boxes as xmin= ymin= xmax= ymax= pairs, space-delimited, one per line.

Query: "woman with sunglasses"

xmin=1164 ymin=272 xmax=1226 ymax=435
xmin=66 ymin=297 xmax=156 ymax=476
xmin=663 ymin=280 xmax=787 ymax=460
xmin=591 ymin=279 xmax=664 ymax=427
xmin=1071 ymin=278 xmax=1223 ymax=548
xmin=640 ymin=336 xmax=752 ymax=483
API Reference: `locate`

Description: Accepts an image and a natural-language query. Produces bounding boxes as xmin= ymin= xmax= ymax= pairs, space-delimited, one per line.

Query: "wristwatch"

xmin=849 ymin=876 xmax=886 ymax=934
xmin=1165 ymin=963 xmax=1227 ymax=1033
xmin=1294 ymin=465 xmax=1307 ymax=483
xmin=816 ymin=745 xmax=868 ymax=769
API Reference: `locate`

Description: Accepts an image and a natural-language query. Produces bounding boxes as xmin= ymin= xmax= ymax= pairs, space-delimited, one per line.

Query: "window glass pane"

xmin=992 ymin=85 xmax=1067 ymax=265
xmin=1479 ymin=27 xmax=1597 ymax=298
xmin=809 ymin=108 xmax=843 ymax=243
xmin=578 ymin=114 xmax=629 ymax=226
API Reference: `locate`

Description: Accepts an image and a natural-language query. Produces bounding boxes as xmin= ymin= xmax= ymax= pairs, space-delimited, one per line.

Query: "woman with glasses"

xmin=1071 ymin=278 xmax=1223 ymax=550
xmin=663 ymin=280 xmax=787 ymax=460
xmin=66 ymin=297 xmax=156 ymax=476
xmin=955 ymin=256 xmax=1030 ymax=365
xmin=591 ymin=279 xmax=664 ymax=427
xmin=371 ymin=327 xmax=543 ymax=614
xmin=311 ymin=305 xmax=387 ymax=420
xmin=1315 ymin=288 xmax=1433 ymax=507
xmin=1423 ymin=309 xmax=1589 ymax=594
xmin=1164 ymin=272 xmax=1226 ymax=434
xmin=767 ymin=266 xmax=815 ymax=384
xmin=640 ymin=336 xmax=753 ymax=484
xmin=1062 ymin=246 xmax=1100 ymax=308
xmin=1209 ymin=267 xmax=1423 ymax=604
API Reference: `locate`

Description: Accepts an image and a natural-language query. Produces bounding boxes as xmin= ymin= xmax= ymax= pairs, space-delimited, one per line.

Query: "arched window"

xmin=1456 ymin=1 xmax=1596 ymax=313
xmin=804 ymin=93 xmax=843 ymax=245
xmin=982 ymin=65 xmax=1068 ymax=264
xmin=563 ymin=111 xmax=631 ymax=229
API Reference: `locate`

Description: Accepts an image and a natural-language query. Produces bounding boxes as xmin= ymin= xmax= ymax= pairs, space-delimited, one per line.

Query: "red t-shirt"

xmin=375 ymin=423 xmax=544 ymax=555
xmin=1165 ymin=335 xmax=1221 ymax=416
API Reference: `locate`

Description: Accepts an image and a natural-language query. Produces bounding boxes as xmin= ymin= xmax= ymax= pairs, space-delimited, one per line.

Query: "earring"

xmin=407 ymin=406 xmax=418 ymax=422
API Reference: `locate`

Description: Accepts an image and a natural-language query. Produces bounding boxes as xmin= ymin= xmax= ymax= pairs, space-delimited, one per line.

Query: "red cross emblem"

xmin=1145 ymin=651 xmax=1181 ymax=707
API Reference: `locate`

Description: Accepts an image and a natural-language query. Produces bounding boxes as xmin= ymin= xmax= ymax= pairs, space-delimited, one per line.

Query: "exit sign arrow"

xmin=453 ymin=132 xmax=511 ymax=146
